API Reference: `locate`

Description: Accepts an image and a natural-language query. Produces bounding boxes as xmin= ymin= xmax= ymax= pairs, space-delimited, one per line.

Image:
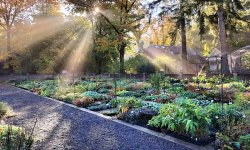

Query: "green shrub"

xmin=78 ymin=82 xmax=97 ymax=91
xmin=239 ymin=134 xmax=250 ymax=149
xmin=117 ymin=97 xmax=142 ymax=113
xmin=97 ymin=88 xmax=111 ymax=94
xmin=229 ymin=82 xmax=246 ymax=92
xmin=82 ymin=91 xmax=110 ymax=101
xmin=192 ymin=75 xmax=207 ymax=83
xmin=87 ymin=103 xmax=113 ymax=111
xmin=234 ymin=92 xmax=250 ymax=109
xmin=142 ymin=101 xmax=164 ymax=112
xmin=56 ymin=93 xmax=82 ymax=103
xmin=207 ymin=76 xmax=220 ymax=84
xmin=0 ymin=102 xmax=11 ymax=119
xmin=0 ymin=125 xmax=33 ymax=149
xmin=143 ymin=95 xmax=159 ymax=101
xmin=74 ymin=84 xmax=87 ymax=93
xmin=178 ymin=91 xmax=198 ymax=99
xmin=206 ymin=103 xmax=244 ymax=130
xmin=148 ymin=99 xmax=211 ymax=138
xmin=204 ymin=89 xmax=220 ymax=100
xmin=16 ymin=81 xmax=35 ymax=91
xmin=167 ymin=86 xmax=185 ymax=94
xmin=117 ymin=90 xmax=144 ymax=98
xmin=143 ymin=94 xmax=169 ymax=103
xmin=125 ymin=55 xmax=156 ymax=74
xmin=40 ymin=88 xmax=55 ymax=97
xmin=150 ymin=73 xmax=162 ymax=94
xmin=99 ymin=83 xmax=113 ymax=89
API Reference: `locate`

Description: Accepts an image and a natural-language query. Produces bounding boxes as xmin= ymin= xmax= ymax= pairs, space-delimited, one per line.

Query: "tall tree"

xmin=148 ymin=0 xmax=192 ymax=64
xmin=194 ymin=0 xmax=249 ymax=73
xmin=0 ymin=0 xmax=36 ymax=52
xmin=66 ymin=0 xmax=144 ymax=74
xmin=91 ymin=15 xmax=119 ymax=74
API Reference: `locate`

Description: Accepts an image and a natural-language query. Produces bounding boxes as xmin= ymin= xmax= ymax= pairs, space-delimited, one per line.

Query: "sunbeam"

xmin=64 ymin=29 xmax=93 ymax=74
xmin=12 ymin=17 xmax=68 ymax=51
xmin=143 ymin=48 xmax=197 ymax=74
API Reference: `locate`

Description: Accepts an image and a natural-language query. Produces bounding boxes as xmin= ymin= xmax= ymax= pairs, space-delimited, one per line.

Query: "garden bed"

xmin=10 ymin=74 xmax=250 ymax=148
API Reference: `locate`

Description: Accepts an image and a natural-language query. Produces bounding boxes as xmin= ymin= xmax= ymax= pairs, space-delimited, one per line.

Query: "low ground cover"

xmin=0 ymin=101 xmax=33 ymax=150
xmin=11 ymin=75 xmax=250 ymax=148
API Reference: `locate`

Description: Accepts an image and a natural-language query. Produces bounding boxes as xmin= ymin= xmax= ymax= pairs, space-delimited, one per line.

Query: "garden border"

xmin=10 ymin=84 xmax=214 ymax=150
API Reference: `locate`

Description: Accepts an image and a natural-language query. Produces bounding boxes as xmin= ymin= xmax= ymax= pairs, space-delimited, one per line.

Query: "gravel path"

xmin=0 ymin=84 xmax=192 ymax=150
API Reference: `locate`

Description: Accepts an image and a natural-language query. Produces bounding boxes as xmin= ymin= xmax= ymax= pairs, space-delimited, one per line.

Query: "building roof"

xmin=231 ymin=45 xmax=250 ymax=56
xmin=142 ymin=45 xmax=206 ymax=64
xmin=208 ymin=48 xmax=221 ymax=58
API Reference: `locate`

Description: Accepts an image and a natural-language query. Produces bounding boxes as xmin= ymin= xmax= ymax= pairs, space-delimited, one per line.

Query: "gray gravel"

xmin=0 ymin=84 xmax=192 ymax=150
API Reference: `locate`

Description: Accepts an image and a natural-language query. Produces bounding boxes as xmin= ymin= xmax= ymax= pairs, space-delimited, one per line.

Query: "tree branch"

xmin=99 ymin=12 xmax=120 ymax=34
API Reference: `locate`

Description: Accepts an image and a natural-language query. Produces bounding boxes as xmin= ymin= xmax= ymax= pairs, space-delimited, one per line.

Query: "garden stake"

xmin=220 ymin=56 xmax=225 ymax=133
xmin=114 ymin=73 xmax=117 ymax=103
xmin=73 ymin=72 xmax=75 ymax=98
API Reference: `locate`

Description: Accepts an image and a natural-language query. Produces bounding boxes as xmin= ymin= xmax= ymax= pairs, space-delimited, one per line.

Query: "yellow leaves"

xmin=202 ymin=42 xmax=212 ymax=57
xmin=0 ymin=127 xmax=3 ymax=134
xmin=49 ymin=3 xmax=62 ymax=16
xmin=121 ymin=107 xmax=129 ymax=114
xmin=145 ymin=17 xmax=175 ymax=45
xmin=95 ymin=37 xmax=119 ymax=51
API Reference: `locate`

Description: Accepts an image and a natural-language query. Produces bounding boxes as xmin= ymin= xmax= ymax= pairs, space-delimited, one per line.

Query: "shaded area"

xmin=0 ymin=84 xmax=191 ymax=150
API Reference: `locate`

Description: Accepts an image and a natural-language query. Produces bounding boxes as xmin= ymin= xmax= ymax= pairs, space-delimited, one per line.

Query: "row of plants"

xmin=11 ymin=74 xmax=250 ymax=148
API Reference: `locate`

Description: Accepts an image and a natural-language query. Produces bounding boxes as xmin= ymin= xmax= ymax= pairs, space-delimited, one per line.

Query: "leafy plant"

xmin=178 ymin=91 xmax=198 ymax=99
xmin=150 ymin=73 xmax=162 ymax=95
xmin=143 ymin=94 xmax=169 ymax=103
xmin=0 ymin=125 xmax=33 ymax=150
xmin=192 ymin=75 xmax=207 ymax=83
xmin=87 ymin=102 xmax=113 ymax=111
xmin=148 ymin=99 xmax=211 ymax=138
xmin=207 ymin=76 xmax=220 ymax=84
xmin=117 ymin=90 xmax=145 ymax=98
xmin=215 ymin=133 xmax=234 ymax=150
xmin=234 ymin=92 xmax=250 ymax=109
xmin=206 ymin=103 xmax=244 ymax=130
xmin=142 ymin=101 xmax=163 ymax=112
xmin=167 ymin=86 xmax=185 ymax=94
xmin=97 ymin=88 xmax=111 ymax=94
xmin=239 ymin=134 xmax=250 ymax=149
xmin=57 ymin=92 xmax=82 ymax=103
xmin=82 ymin=91 xmax=110 ymax=101
xmin=0 ymin=102 xmax=11 ymax=119
xmin=229 ymin=82 xmax=246 ymax=92
xmin=117 ymin=97 xmax=142 ymax=113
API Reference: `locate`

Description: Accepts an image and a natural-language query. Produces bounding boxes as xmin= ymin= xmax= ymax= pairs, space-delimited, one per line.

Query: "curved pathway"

xmin=0 ymin=84 xmax=195 ymax=150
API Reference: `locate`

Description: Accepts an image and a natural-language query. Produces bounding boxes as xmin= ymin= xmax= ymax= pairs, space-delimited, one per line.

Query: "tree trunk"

xmin=97 ymin=59 xmax=102 ymax=74
xmin=180 ymin=15 xmax=187 ymax=77
xmin=218 ymin=4 xmax=230 ymax=74
xmin=180 ymin=18 xmax=187 ymax=61
xmin=119 ymin=42 xmax=126 ymax=74
xmin=6 ymin=26 xmax=14 ymax=74
xmin=6 ymin=26 xmax=11 ymax=52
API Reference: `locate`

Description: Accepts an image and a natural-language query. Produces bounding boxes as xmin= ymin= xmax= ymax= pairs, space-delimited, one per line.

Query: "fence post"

xmin=143 ymin=72 xmax=145 ymax=82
